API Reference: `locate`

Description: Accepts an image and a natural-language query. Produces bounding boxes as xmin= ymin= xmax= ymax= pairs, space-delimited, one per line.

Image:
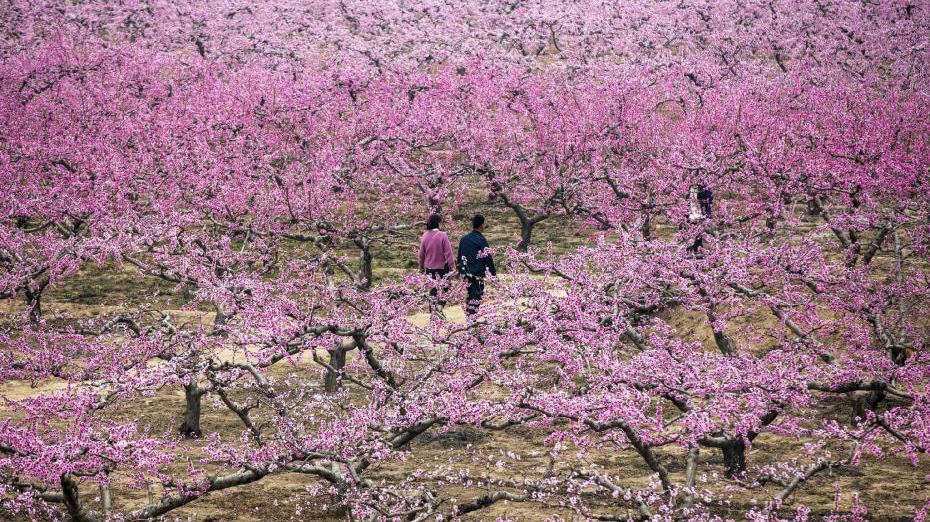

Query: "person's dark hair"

xmin=472 ymin=214 xmax=485 ymax=230
xmin=426 ymin=213 xmax=442 ymax=230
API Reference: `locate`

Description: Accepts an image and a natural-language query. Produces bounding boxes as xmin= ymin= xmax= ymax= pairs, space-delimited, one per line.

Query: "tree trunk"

xmin=61 ymin=475 xmax=99 ymax=522
xmin=325 ymin=347 xmax=347 ymax=393
xmin=722 ymin=439 xmax=746 ymax=477
xmin=703 ymin=300 xmax=735 ymax=356
xmin=25 ymin=286 xmax=43 ymax=323
xmin=640 ymin=212 xmax=652 ymax=240
xmin=515 ymin=213 xmax=548 ymax=252
xmin=354 ymin=239 xmax=373 ymax=290
xmin=179 ymin=380 xmax=203 ymax=438
xmin=851 ymin=389 xmax=885 ymax=426
xmin=516 ymin=218 xmax=534 ymax=252
xmin=212 ymin=303 xmax=229 ymax=338
xmin=99 ymin=484 xmax=112 ymax=518
xmin=359 ymin=249 xmax=372 ymax=289
xmin=711 ymin=328 xmax=735 ymax=356
xmin=501 ymin=196 xmax=546 ymax=252
xmin=24 ymin=275 xmax=50 ymax=323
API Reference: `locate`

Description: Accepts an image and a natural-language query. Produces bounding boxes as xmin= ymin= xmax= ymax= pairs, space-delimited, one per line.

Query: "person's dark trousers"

xmin=465 ymin=275 xmax=485 ymax=316
xmin=424 ymin=267 xmax=450 ymax=300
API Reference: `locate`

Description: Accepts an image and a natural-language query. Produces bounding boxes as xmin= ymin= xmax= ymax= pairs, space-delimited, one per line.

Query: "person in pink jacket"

xmin=419 ymin=214 xmax=455 ymax=307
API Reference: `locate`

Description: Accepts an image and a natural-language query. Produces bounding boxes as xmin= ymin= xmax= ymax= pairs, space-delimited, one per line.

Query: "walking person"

xmin=418 ymin=214 xmax=455 ymax=313
xmin=457 ymin=214 xmax=496 ymax=316
xmin=697 ymin=183 xmax=713 ymax=219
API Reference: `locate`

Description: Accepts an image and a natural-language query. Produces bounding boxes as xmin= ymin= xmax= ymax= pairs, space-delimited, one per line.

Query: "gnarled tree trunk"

xmin=61 ymin=475 xmax=98 ymax=522
xmin=354 ymin=238 xmax=373 ymax=290
xmin=511 ymin=206 xmax=547 ymax=252
xmin=851 ymin=388 xmax=885 ymax=426
xmin=721 ymin=439 xmax=746 ymax=477
xmin=325 ymin=347 xmax=347 ymax=392
xmin=179 ymin=380 xmax=203 ymax=438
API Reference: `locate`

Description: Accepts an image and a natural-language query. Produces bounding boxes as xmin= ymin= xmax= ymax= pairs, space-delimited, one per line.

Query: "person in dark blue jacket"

xmin=697 ymin=184 xmax=713 ymax=218
xmin=457 ymin=214 xmax=496 ymax=316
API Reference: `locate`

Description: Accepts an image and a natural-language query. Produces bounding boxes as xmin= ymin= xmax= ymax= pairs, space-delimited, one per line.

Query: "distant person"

xmin=688 ymin=185 xmax=703 ymax=223
xmin=457 ymin=214 xmax=496 ymax=316
xmin=419 ymin=214 xmax=455 ymax=309
xmin=687 ymin=184 xmax=713 ymax=254
xmin=697 ymin=184 xmax=713 ymax=218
